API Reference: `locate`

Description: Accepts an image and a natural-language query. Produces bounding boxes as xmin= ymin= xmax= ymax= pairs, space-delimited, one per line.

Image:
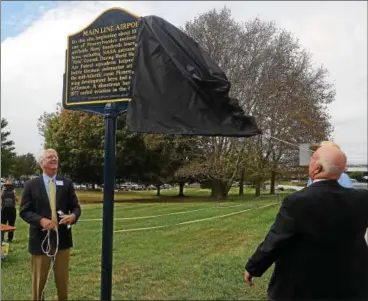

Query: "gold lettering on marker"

xmin=70 ymin=20 xmax=139 ymax=100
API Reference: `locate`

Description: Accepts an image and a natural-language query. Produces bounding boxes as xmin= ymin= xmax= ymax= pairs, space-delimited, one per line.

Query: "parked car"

xmin=119 ymin=184 xmax=131 ymax=191
xmin=14 ymin=181 xmax=24 ymax=188
xmin=73 ymin=184 xmax=87 ymax=190
xmin=351 ymin=179 xmax=368 ymax=190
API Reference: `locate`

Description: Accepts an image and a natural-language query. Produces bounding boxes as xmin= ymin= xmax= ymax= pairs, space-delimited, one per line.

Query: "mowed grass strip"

xmin=111 ymin=203 xmax=278 ymax=300
xmin=14 ymin=187 xmax=288 ymax=204
xmin=111 ymin=200 xmax=276 ymax=231
xmin=80 ymin=197 xmax=270 ymax=223
xmin=2 ymin=190 xmax=284 ymax=300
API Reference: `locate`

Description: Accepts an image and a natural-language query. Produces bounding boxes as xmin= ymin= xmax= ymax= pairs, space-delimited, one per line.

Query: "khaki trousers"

xmin=31 ymin=248 xmax=70 ymax=301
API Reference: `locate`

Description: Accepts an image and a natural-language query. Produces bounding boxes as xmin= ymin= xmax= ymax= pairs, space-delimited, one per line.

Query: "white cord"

xmin=40 ymin=228 xmax=59 ymax=301
xmin=262 ymin=134 xmax=350 ymax=169
xmin=262 ymin=133 xmax=316 ymax=153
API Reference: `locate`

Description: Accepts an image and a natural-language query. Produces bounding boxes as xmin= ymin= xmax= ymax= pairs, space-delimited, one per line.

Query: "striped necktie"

xmin=49 ymin=178 xmax=57 ymax=225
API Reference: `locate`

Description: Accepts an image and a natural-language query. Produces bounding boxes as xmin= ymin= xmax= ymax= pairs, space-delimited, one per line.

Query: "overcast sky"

xmin=1 ymin=1 xmax=367 ymax=164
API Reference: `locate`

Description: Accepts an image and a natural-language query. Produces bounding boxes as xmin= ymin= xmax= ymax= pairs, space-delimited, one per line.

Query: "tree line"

xmin=2 ymin=8 xmax=336 ymax=198
xmin=1 ymin=119 xmax=39 ymax=180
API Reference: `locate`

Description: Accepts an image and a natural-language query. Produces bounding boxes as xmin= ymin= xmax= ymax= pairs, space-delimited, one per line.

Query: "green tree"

xmin=115 ymin=117 xmax=154 ymax=184
xmin=1 ymin=118 xmax=16 ymax=177
xmin=140 ymin=134 xmax=183 ymax=196
xmin=38 ymin=104 xmax=151 ymax=188
xmin=170 ymin=136 xmax=203 ymax=197
xmin=38 ymin=104 xmax=105 ymax=186
xmin=184 ymin=7 xmax=334 ymax=197
xmin=349 ymin=171 xmax=365 ymax=182
xmin=12 ymin=153 xmax=38 ymax=180
xmin=183 ymin=7 xmax=248 ymax=199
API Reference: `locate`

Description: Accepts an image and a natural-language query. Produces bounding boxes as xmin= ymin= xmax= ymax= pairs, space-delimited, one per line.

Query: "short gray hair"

xmin=39 ymin=149 xmax=58 ymax=166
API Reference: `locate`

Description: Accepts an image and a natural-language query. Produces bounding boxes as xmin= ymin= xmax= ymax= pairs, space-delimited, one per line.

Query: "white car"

xmin=351 ymin=179 xmax=368 ymax=190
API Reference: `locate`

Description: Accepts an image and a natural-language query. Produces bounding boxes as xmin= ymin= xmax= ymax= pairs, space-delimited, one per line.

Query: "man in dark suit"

xmin=244 ymin=145 xmax=368 ymax=300
xmin=20 ymin=149 xmax=81 ymax=301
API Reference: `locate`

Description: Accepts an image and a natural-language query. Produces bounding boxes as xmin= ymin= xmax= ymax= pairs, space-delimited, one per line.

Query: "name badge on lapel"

xmin=56 ymin=180 xmax=64 ymax=186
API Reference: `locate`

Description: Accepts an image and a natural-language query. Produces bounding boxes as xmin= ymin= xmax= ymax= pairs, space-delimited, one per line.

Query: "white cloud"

xmin=1 ymin=1 xmax=367 ymax=163
xmin=1 ymin=1 xmax=152 ymax=158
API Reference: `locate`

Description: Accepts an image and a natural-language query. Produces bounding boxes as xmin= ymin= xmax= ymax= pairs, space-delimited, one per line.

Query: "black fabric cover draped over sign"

xmin=126 ymin=16 xmax=262 ymax=137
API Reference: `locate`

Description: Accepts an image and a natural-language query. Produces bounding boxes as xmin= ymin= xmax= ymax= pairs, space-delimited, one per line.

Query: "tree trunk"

xmin=211 ymin=179 xmax=230 ymax=200
xmin=270 ymin=170 xmax=276 ymax=195
xmin=255 ymin=178 xmax=261 ymax=197
xmin=239 ymin=168 xmax=245 ymax=196
xmin=156 ymin=185 xmax=161 ymax=196
xmin=178 ymin=182 xmax=185 ymax=197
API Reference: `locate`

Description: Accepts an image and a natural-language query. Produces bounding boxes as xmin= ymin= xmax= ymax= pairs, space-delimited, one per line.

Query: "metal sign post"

xmin=101 ymin=103 xmax=117 ymax=300
xmin=62 ymin=8 xmax=139 ymax=300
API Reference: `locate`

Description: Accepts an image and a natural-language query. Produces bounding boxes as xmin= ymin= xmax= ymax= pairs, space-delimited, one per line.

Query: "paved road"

xmin=276 ymin=185 xmax=304 ymax=191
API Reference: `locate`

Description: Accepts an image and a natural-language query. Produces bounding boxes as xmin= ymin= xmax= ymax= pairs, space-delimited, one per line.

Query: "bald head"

xmin=309 ymin=146 xmax=347 ymax=180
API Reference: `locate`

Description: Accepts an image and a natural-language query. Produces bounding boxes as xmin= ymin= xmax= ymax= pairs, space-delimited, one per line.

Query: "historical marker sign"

xmin=62 ymin=8 xmax=141 ymax=301
xmin=63 ymin=8 xmax=139 ymax=109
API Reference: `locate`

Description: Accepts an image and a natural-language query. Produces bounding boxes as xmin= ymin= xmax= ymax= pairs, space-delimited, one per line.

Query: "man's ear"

xmin=314 ymin=164 xmax=323 ymax=176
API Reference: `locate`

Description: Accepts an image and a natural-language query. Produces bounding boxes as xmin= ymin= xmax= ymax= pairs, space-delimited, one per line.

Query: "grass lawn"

xmin=13 ymin=186 xmax=289 ymax=203
xmin=2 ymin=189 xmax=287 ymax=300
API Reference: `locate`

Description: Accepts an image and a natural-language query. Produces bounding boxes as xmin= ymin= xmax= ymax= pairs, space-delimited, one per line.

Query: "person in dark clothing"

xmin=1 ymin=180 xmax=17 ymax=242
xmin=244 ymin=145 xmax=368 ymax=300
